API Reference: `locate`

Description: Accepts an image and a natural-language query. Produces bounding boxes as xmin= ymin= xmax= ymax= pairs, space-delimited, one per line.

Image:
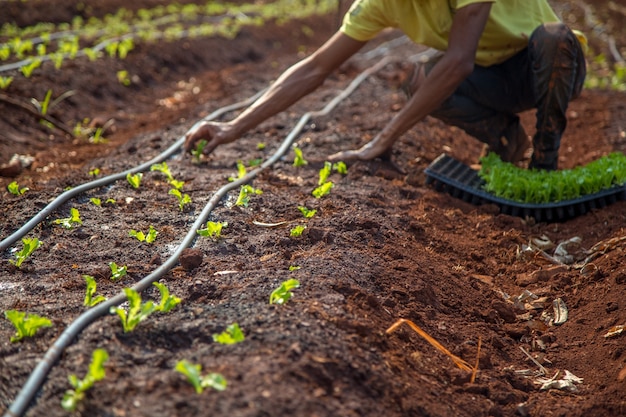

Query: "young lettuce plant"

xmin=153 ymin=282 xmax=181 ymax=313
xmin=9 ymin=237 xmax=42 ymax=268
xmin=293 ymin=146 xmax=308 ymax=167
xmin=175 ymin=360 xmax=227 ymax=394
xmin=269 ymin=279 xmax=300 ymax=305
xmin=228 ymin=160 xmax=247 ymax=182
xmin=191 ymin=139 xmax=208 ymax=163
xmin=126 ymin=172 xmax=143 ymax=189
xmin=169 ymin=188 xmax=192 ymax=211
xmin=61 ymin=349 xmax=108 ymax=412
xmin=235 ymin=184 xmax=262 ymax=207
xmin=0 ymin=76 xmax=13 ymax=90
xmin=197 ymin=221 xmax=227 ymax=239
xmin=110 ymin=288 xmax=156 ymax=333
xmin=7 ymin=181 xmax=28 ymax=195
xmin=297 ymin=206 xmax=317 ymax=218
xmin=212 ymin=323 xmax=245 ymax=345
xmin=129 ymin=225 xmax=158 ymax=243
xmin=312 ymin=181 xmax=333 ymax=199
xmin=83 ymin=275 xmax=106 ymax=307
xmin=4 ymin=310 xmax=52 ymax=342
xmin=108 ymin=262 xmax=127 ymax=281
xmin=150 ymin=162 xmax=184 ymax=189
xmin=53 ymin=208 xmax=82 ymax=229
xmin=290 ymin=225 xmax=306 ymax=237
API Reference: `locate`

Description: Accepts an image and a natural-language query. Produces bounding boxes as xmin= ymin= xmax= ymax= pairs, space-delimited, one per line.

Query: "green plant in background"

xmin=4 ymin=310 xmax=52 ymax=342
xmin=83 ymin=275 xmax=106 ymax=307
xmin=169 ymin=188 xmax=192 ymax=211
xmin=318 ymin=161 xmax=332 ymax=184
xmin=175 ymin=360 xmax=227 ymax=394
xmin=88 ymin=168 xmax=101 ymax=177
xmin=9 ymin=237 xmax=42 ymax=268
xmin=290 ymin=225 xmax=306 ymax=237
xmin=61 ymin=349 xmax=108 ymax=411
xmin=269 ymin=279 xmax=300 ymax=305
xmin=7 ymin=181 xmax=28 ymax=195
xmin=292 ymin=146 xmax=308 ymax=167
xmin=153 ymin=282 xmax=181 ymax=313
xmin=312 ymin=181 xmax=333 ymax=198
xmin=235 ymin=184 xmax=262 ymax=207
xmin=212 ymin=323 xmax=245 ymax=345
xmin=129 ymin=225 xmax=158 ymax=243
xmin=110 ymin=288 xmax=156 ymax=332
xmin=108 ymin=262 xmax=127 ymax=281
xmin=228 ymin=160 xmax=247 ymax=181
xmin=126 ymin=172 xmax=142 ymax=189
xmin=0 ymin=76 xmax=13 ymax=89
xmin=197 ymin=221 xmax=227 ymax=238
xmin=479 ymin=152 xmax=626 ymax=203
xmin=89 ymin=197 xmax=102 ymax=206
xmin=333 ymin=161 xmax=348 ymax=174
xmin=53 ymin=207 xmax=82 ymax=229
xmin=297 ymin=206 xmax=317 ymax=218
xmin=191 ymin=139 xmax=208 ymax=162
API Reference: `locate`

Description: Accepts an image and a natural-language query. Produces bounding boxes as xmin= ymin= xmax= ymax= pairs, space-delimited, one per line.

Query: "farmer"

xmin=184 ymin=0 xmax=586 ymax=171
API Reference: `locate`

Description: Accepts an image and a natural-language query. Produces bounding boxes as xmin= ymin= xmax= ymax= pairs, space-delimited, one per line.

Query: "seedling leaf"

xmin=90 ymin=197 xmax=101 ymax=207
xmin=192 ymin=139 xmax=208 ymax=162
xmin=126 ymin=172 xmax=143 ymax=189
xmin=175 ymin=360 xmax=227 ymax=394
xmin=312 ymin=181 xmax=333 ymax=198
xmin=53 ymin=208 xmax=82 ymax=229
xmin=110 ymin=288 xmax=156 ymax=332
xmin=269 ymin=279 xmax=300 ymax=305
xmin=169 ymin=188 xmax=192 ymax=211
xmin=108 ymin=262 xmax=127 ymax=281
xmin=297 ymin=206 xmax=317 ymax=218
xmin=318 ymin=161 xmax=332 ymax=185
xmin=83 ymin=275 xmax=106 ymax=307
xmin=290 ymin=225 xmax=306 ymax=237
xmin=197 ymin=221 xmax=227 ymax=238
xmin=9 ymin=237 xmax=42 ymax=268
xmin=212 ymin=323 xmax=245 ymax=345
xmin=293 ymin=147 xmax=308 ymax=167
xmin=5 ymin=310 xmax=52 ymax=342
xmin=62 ymin=348 xmax=108 ymax=411
xmin=7 ymin=181 xmax=28 ymax=195
xmin=153 ymin=282 xmax=181 ymax=313
xmin=235 ymin=184 xmax=262 ymax=207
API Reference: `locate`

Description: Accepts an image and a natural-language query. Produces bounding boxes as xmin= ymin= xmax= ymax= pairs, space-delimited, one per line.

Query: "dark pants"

xmin=429 ymin=22 xmax=586 ymax=170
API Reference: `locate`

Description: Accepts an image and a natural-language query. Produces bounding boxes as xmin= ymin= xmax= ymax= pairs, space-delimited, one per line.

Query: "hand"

xmin=327 ymin=141 xmax=389 ymax=163
xmin=183 ymin=121 xmax=234 ymax=156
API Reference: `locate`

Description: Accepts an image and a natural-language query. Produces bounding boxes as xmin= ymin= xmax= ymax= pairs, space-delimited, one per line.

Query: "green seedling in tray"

xmin=479 ymin=152 xmax=626 ymax=204
xmin=83 ymin=275 xmax=106 ymax=307
xmin=61 ymin=349 xmax=108 ymax=411
xmin=53 ymin=208 xmax=82 ymax=229
xmin=4 ymin=309 xmax=52 ymax=342
xmin=9 ymin=237 xmax=41 ymax=268
xmin=175 ymin=360 xmax=227 ymax=394
xmin=269 ymin=279 xmax=300 ymax=305
xmin=212 ymin=323 xmax=245 ymax=345
xmin=197 ymin=221 xmax=228 ymax=239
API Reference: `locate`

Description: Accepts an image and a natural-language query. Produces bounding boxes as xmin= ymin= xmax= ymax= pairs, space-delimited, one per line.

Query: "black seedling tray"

xmin=424 ymin=154 xmax=626 ymax=222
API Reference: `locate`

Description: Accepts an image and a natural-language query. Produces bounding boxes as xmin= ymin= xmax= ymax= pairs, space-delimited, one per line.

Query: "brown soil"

xmin=2 ymin=1 xmax=626 ymax=417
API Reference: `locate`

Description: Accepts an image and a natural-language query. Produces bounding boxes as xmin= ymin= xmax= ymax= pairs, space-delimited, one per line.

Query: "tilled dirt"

xmin=2 ymin=1 xmax=626 ymax=417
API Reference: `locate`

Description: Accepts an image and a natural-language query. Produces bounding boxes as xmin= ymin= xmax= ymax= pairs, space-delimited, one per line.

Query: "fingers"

xmin=327 ymin=149 xmax=361 ymax=162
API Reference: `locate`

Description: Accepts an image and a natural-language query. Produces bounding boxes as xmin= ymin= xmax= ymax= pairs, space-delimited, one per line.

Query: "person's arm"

xmin=329 ymin=2 xmax=492 ymax=162
xmin=184 ymin=32 xmax=366 ymax=155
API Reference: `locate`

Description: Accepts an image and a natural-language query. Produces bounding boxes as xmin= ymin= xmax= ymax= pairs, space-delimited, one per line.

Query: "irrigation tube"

xmin=0 ymin=90 xmax=268 ymax=252
xmin=4 ymin=56 xmax=391 ymax=417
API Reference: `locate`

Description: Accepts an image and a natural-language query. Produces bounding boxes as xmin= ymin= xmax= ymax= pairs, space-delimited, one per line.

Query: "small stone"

xmin=179 ymin=248 xmax=203 ymax=271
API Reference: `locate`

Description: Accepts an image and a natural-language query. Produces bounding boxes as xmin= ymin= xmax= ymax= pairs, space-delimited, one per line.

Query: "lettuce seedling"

xmin=235 ymin=184 xmax=262 ymax=207
xmin=0 ymin=76 xmax=13 ymax=90
xmin=318 ymin=161 xmax=332 ymax=185
xmin=290 ymin=225 xmax=306 ymax=237
xmin=90 ymin=197 xmax=102 ymax=207
xmin=110 ymin=288 xmax=156 ymax=332
xmin=269 ymin=279 xmax=300 ymax=305
xmin=108 ymin=262 xmax=127 ymax=281
xmin=297 ymin=206 xmax=317 ymax=218
xmin=61 ymin=349 xmax=108 ymax=411
xmin=256 ymin=142 xmax=266 ymax=150
xmin=7 ymin=181 xmax=28 ymax=195
xmin=192 ymin=139 xmax=208 ymax=162
xmin=153 ymin=282 xmax=181 ymax=313
xmin=175 ymin=360 xmax=227 ymax=394
xmin=289 ymin=265 xmax=301 ymax=271
xmin=197 ymin=221 xmax=228 ymax=239
xmin=150 ymin=162 xmax=174 ymax=182
xmin=129 ymin=225 xmax=158 ymax=243
xmin=293 ymin=147 xmax=308 ymax=167
xmin=83 ymin=275 xmax=106 ymax=307
xmin=126 ymin=172 xmax=142 ymax=189
xmin=10 ymin=237 xmax=41 ymax=268
xmin=169 ymin=188 xmax=192 ymax=211
xmin=312 ymin=182 xmax=333 ymax=198
xmin=4 ymin=310 xmax=52 ymax=342
xmin=228 ymin=161 xmax=247 ymax=182
xmin=333 ymin=161 xmax=348 ymax=174
xmin=212 ymin=323 xmax=245 ymax=345
xmin=53 ymin=208 xmax=82 ymax=229
xmin=88 ymin=168 xmax=101 ymax=177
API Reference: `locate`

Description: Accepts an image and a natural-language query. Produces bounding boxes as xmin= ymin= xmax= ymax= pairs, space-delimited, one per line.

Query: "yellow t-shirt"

xmin=340 ymin=0 xmax=561 ymax=66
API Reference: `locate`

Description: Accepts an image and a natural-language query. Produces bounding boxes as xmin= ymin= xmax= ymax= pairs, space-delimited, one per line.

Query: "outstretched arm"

xmin=184 ymin=32 xmax=366 ymax=155
xmin=329 ymin=2 xmax=492 ymax=162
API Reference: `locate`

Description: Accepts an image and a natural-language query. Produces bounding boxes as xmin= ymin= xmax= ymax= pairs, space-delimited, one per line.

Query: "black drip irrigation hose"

xmin=3 ymin=54 xmax=393 ymax=417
